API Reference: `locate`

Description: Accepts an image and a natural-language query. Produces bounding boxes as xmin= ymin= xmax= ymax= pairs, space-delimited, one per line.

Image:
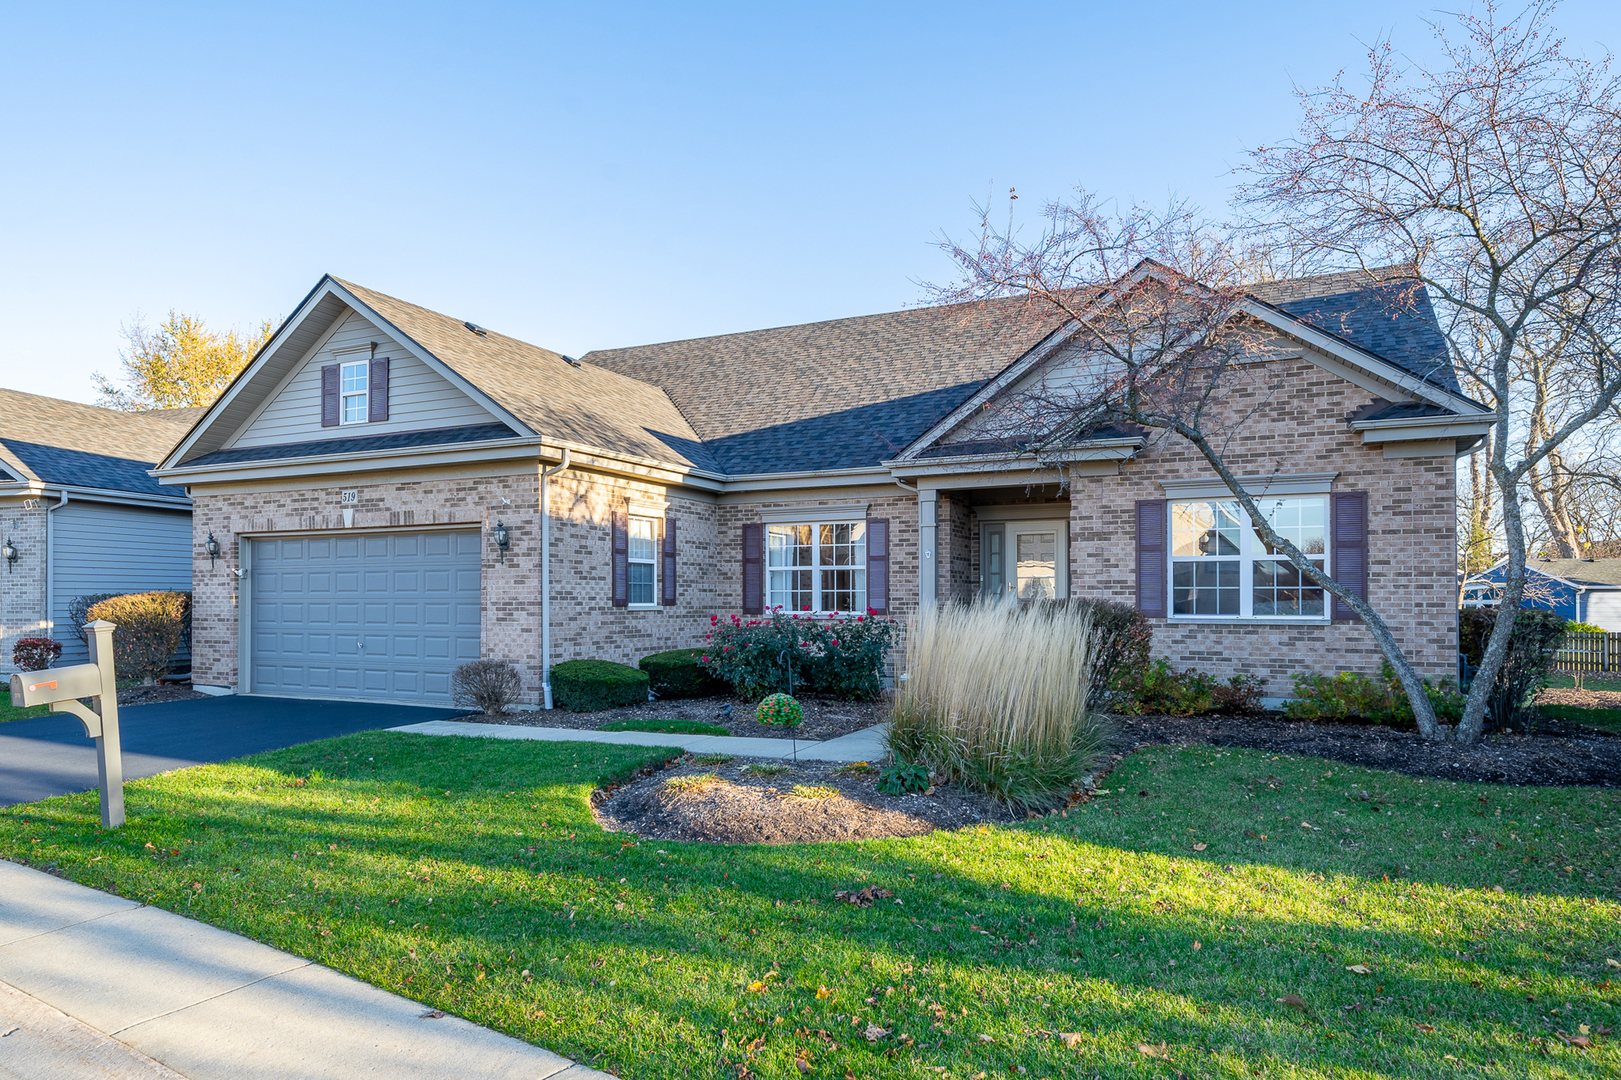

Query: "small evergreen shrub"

xmin=639 ymin=648 xmax=726 ymax=699
xmin=549 ymin=659 xmax=649 ymax=712
xmin=1286 ymin=661 xmax=1464 ymax=726
xmin=86 ymin=591 xmax=188 ymax=683
xmin=451 ymin=660 xmax=524 ymax=714
xmin=1460 ymin=607 xmax=1567 ymax=729
xmin=1212 ymin=673 xmax=1269 ymax=714
xmin=699 ymin=609 xmax=895 ymax=700
xmin=1114 ymin=659 xmax=1218 ymax=716
xmin=11 ymin=637 xmax=62 ymax=672
xmin=755 ymin=692 xmax=804 ymax=729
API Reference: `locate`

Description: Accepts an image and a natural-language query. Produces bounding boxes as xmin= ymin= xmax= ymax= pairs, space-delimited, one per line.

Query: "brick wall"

xmin=1063 ymin=357 xmax=1458 ymax=682
xmin=0 ymin=500 xmax=47 ymax=673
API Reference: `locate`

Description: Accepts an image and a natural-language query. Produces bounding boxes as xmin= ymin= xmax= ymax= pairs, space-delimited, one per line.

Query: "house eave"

xmin=0 ymin=479 xmax=190 ymax=510
xmin=885 ymin=438 xmax=1143 ymax=479
xmin=1351 ymin=416 xmax=1495 ymax=444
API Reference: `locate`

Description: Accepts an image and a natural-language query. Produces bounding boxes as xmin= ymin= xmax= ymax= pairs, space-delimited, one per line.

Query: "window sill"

xmin=627 ymin=603 xmax=663 ymax=611
xmin=1166 ymin=617 xmax=1331 ymax=626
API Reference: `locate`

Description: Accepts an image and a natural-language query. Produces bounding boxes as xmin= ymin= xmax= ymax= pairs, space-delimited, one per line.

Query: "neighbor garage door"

xmin=249 ymin=531 xmax=481 ymax=704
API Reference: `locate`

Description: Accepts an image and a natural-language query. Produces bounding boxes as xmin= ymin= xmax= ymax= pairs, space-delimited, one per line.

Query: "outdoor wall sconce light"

xmin=204 ymin=531 xmax=221 ymax=568
xmin=491 ymin=520 xmax=510 ymax=563
xmin=2 ymin=538 xmax=16 ymax=573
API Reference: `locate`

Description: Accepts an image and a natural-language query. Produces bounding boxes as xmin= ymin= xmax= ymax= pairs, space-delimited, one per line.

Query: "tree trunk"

xmin=1455 ymin=463 xmax=1529 ymax=744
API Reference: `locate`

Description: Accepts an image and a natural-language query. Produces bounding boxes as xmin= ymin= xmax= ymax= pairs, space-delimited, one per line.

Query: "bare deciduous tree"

xmin=1242 ymin=0 xmax=1621 ymax=743
xmin=929 ymin=196 xmax=1450 ymax=737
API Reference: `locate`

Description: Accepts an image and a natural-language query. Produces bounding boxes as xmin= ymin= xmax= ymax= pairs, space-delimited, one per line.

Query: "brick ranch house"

xmin=154 ymin=270 xmax=1491 ymax=707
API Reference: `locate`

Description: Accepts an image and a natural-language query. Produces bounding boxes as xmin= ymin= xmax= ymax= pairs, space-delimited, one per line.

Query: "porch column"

xmin=917 ymin=488 xmax=938 ymax=607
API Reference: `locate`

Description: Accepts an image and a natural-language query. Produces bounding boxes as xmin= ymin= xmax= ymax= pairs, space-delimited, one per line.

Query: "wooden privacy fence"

xmin=1553 ymin=631 xmax=1621 ymax=673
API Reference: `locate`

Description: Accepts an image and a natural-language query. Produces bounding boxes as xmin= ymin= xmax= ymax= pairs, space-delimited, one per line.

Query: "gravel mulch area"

xmin=594 ymin=755 xmax=1019 ymax=844
xmin=118 ymin=684 xmax=209 ymax=706
xmin=462 ymin=694 xmax=886 ymax=741
xmin=1116 ymin=711 xmax=1620 ymax=787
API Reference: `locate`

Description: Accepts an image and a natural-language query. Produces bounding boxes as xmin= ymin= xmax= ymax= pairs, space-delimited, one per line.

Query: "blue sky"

xmin=3 ymin=1 xmax=1618 ymax=404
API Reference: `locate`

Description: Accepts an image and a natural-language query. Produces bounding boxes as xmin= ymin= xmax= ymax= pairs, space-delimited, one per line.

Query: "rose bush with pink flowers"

xmin=699 ymin=607 xmax=895 ymax=700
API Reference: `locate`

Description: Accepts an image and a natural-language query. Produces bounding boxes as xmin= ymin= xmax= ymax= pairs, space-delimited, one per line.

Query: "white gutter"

xmin=540 ymin=449 xmax=571 ymax=710
xmin=43 ymin=489 xmax=68 ymax=638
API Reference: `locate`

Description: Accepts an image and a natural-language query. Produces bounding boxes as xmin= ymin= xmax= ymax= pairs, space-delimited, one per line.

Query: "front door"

xmin=982 ymin=521 xmax=1067 ymax=601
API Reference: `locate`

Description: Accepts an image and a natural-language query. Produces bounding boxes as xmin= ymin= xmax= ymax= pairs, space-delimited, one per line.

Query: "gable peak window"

xmin=340 ymin=360 xmax=369 ymax=424
xmin=1169 ymin=495 xmax=1327 ymax=619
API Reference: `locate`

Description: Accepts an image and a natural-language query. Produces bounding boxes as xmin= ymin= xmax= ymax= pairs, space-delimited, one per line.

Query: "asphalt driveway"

xmin=0 ymin=696 xmax=472 ymax=807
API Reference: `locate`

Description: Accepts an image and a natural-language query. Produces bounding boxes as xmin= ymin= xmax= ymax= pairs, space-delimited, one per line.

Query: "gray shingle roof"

xmin=333 ymin=279 xmax=720 ymax=472
xmin=183 ymin=423 xmax=520 ymax=468
xmin=1248 ymin=268 xmax=1462 ymax=395
xmin=582 ymin=296 xmax=1068 ymax=474
xmin=0 ymin=389 xmax=203 ymax=498
xmin=1531 ymin=558 xmax=1621 ymax=588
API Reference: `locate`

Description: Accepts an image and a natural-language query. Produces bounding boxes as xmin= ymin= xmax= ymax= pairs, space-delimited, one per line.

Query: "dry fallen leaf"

xmin=419 ymin=1010 xmax=446 ymax=1019
xmin=1346 ymin=964 xmax=1372 ymax=975
xmin=795 ymin=1059 xmax=813 ymax=1075
xmin=1191 ymin=941 xmax=1202 ymax=951
xmin=977 ymin=1033 xmax=995 ymax=1044
xmin=1278 ymin=994 xmax=1308 ymax=1010
xmin=1559 ymin=1032 xmax=1594 ymax=1049
xmin=1415 ymin=1023 xmax=1436 ymax=1033
xmin=1057 ymin=1033 xmax=1085 ymax=1049
xmin=747 ymin=981 xmax=767 ymax=992
xmin=1136 ymin=1042 xmax=1170 ymax=1060
xmin=816 ymin=986 xmax=832 ymax=999
xmin=863 ymin=1023 xmax=889 ymax=1043
xmin=833 ymin=887 xmax=894 ymax=908
xmin=1192 ymin=842 xmax=1207 ymax=851
xmin=1607 ymin=959 xmax=1621 ymax=970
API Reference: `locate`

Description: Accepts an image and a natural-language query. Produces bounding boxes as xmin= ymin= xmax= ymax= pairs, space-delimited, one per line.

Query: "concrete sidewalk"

xmin=388 ymin=719 xmax=890 ymax=763
xmin=0 ymin=860 xmax=609 ymax=1080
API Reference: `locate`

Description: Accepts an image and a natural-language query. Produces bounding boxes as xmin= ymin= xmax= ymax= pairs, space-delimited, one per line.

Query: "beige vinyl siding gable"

xmin=225 ymin=309 xmax=501 ymax=449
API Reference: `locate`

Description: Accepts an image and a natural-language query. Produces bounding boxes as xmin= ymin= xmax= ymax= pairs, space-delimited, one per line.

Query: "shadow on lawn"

xmin=4 ymin=732 xmax=1616 ymax=1078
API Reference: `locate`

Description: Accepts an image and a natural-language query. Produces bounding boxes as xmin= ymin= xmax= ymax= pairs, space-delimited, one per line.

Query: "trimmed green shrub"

xmin=66 ymin=594 xmax=118 ymax=646
xmin=12 ymin=637 xmax=62 ymax=672
xmin=1213 ymin=673 xmax=1269 ymax=714
xmin=550 ymin=659 xmax=649 ymax=712
xmin=86 ymin=591 xmax=187 ymax=683
xmin=639 ymin=648 xmax=726 ymax=699
xmin=1114 ymin=659 xmax=1217 ymax=717
xmin=1460 ymin=607 xmax=1567 ymax=730
xmin=699 ymin=609 xmax=895 ymax=700
xmin=1566 ymin=620 xmax=1607 ymax=633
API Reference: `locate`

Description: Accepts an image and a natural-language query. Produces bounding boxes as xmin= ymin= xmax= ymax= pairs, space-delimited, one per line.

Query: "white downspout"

xmin=540 ymin=449 xmax=570 ymax=709
xmin=43 ymin=489 xmax=68 ymax=640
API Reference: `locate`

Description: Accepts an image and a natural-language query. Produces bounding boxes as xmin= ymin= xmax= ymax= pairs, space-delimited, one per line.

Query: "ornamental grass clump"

xmin=886 ymin=602 xmax=1111 ymax=811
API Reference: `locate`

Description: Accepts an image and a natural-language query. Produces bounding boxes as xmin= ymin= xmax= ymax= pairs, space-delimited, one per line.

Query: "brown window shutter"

xmin=368 ymin=357 xmax=390 ymax=422
xmin=1134 ymin=500 xmax=1167 ymax=617
xmin=1330 ymin=491 xmax=1368 ymax=621
xmin=866 ymin=518 xmax=889 ymax=614
xmin=661 ymin=515 xmax=677 ymax=606
xmin=611 ymin=511 xmax=629 ymax=607
xmin=320 ymin=364 xmax=340 ymax=427
xmin=741 ymin=522 xmax=764 ymax=615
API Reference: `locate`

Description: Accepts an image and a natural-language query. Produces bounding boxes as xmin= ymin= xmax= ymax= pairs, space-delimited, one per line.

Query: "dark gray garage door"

xmin=249 ymin=531 xmax=481 ymax=704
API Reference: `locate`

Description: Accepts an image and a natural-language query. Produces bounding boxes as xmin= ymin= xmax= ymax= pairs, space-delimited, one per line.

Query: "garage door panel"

xmin=251 ymin=530 xmax=480 ymax=705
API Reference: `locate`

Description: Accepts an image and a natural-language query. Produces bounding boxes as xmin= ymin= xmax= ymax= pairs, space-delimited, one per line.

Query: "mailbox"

xmin=9 ymin=619 xmax=124 ymax=828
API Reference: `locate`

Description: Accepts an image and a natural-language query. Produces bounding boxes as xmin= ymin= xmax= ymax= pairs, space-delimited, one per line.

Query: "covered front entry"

xmin=248 ymin=530 xmax=481 ymax=704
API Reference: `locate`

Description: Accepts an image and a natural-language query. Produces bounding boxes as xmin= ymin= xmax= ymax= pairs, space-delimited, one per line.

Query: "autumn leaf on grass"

xmin=1345 ymin=964 xmax=1373 ymax=975
xmin=816 ymin=986 xmax=833 ymax=1000
xmin=1192 ymin=842 xmax=1207 ymax=851
xmin=1558 ymin=1030 xmax=1594 ymax=1048
xmin=1277 ymin=994 xmax=1308 ymax=1011
xmin=1414 ymin=1023 xmax=1436 ymax=1033
xmin=1607 ymin=958 xmax=1621 ymax=970
xmin=1136 ymin=1042 xmax=1170 ymax=1060
xmin=863 ymin=1023 xmax=889 ymax=1043
xmin=747 ymin=981 xmax=768 ymax=992
xmin=833 ymin=886 xmax=894 ymax=907
xmin=1057 ymin=1033 xmax=1085 ymax=1049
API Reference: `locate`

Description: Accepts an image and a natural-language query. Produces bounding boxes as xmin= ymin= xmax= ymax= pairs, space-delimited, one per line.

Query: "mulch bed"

xmin=461 ymin=694 xmax=886 ymax=741
xmin=1534 ymin=687 xmax=1621 ymax=710
xmin=118 ymin=684 xmax=209 ymax=707
xmin=594 ymin=756 xmax=1019 ymax=844
xmin=1116 ymin=711 xmax=1621 ymax=787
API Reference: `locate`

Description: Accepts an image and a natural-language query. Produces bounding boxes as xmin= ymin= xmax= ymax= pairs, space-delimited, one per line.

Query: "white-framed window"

xmin=340 ymin=360 xmax=369 ymax=424
xmin=628 ymin=516 xmax=658 ymax=606
xmin=767 ymin=521 xmax=866 ymax=613
xmin=1170 ymin=496 xmax=1328 ymax=619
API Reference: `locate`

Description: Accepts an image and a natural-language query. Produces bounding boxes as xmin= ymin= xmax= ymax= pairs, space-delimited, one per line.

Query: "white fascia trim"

xmin=1358 ymin=421 xmax=1494 ymax=444
xmin=0 ymin=480 xmax=187 ymax=510
xmin=757 ymin=503 xmax=870 ymax=523
xmin=1160 ymin=471 xmax=1339 ymax=500
xmin=886 ymin=438 xmax=1143 ymax=479
xmin=155 ymin=436 xmax=551 ymax=486
xmin=713 ymin=467 xmax=893 ymax=494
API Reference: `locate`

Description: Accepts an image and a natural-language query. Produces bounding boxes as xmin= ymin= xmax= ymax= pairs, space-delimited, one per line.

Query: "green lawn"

xmin=1 ymin=734 xmax=1616 ymax=1079
xmin=0 ymin=700 xmax=47 ymax=723
xmin=1539 ymin=704 xmax=1621 ymax=733
xmin=597 ymin=718 xmax=732 ymax=736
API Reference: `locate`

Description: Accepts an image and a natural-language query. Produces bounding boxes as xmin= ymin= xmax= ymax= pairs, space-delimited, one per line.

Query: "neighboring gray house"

xmin=0 ymin=389 xmax=203 ymax=671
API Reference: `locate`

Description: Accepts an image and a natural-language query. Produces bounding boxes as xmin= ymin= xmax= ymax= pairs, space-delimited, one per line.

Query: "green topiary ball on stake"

xmin=756 ymin=692 xmax=805 ymax=761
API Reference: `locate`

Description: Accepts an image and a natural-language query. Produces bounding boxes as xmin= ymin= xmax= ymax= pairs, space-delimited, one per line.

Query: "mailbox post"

xmin=9 ymin=619 xmax=124 ymax=828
